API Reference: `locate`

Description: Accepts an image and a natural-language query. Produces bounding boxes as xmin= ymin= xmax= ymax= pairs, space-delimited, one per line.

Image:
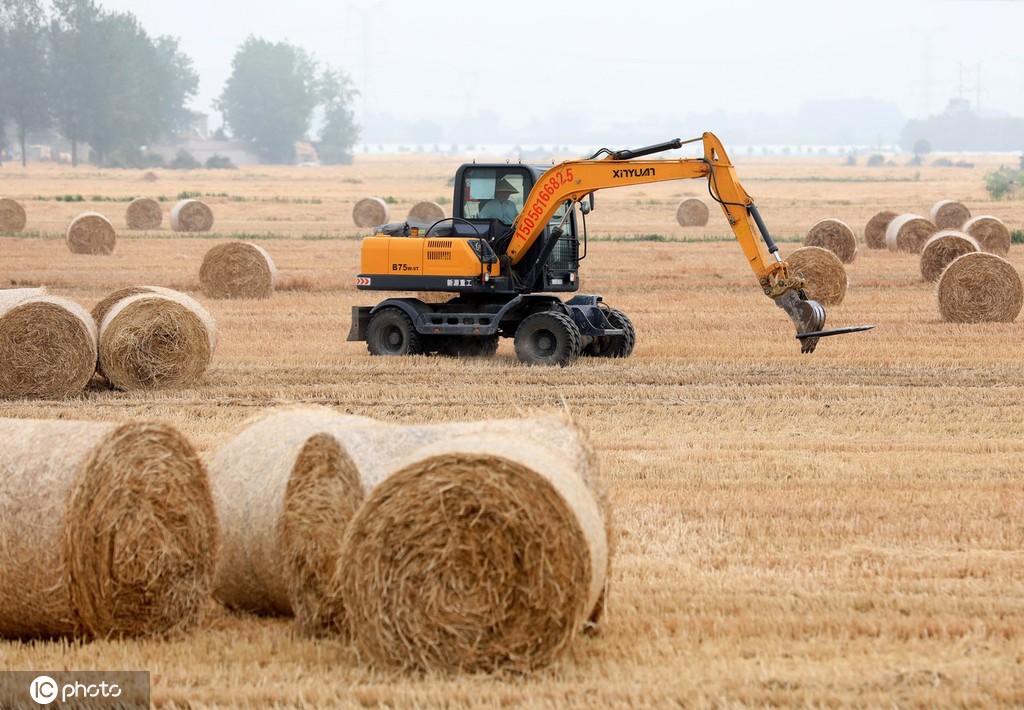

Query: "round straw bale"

xmin=65 ymin=212 xmax=116 ymax=255
xmin=199 ymin=241 xmax=277 ymax=299
xmin=804 ymin=218 xmax=857 ymax=263
xmin=785 ymin=246 xmax=848 ymax=306
xmin=90 ymin=286 xmax=156 ymax=328
xmin=353 ymin=197 xmax=389 ymax=228
xmin=864 ymin=210 xmax=897 ymax=250
xmin=208 ymin=407 xmax=376 ymax=633
xmin=937 ymin=252 xmax=1023 ymax=323
xmin=676 ymin=198 xmax=709 ymax=227
xmin=0 ymin=198 xmax=27 ymax=232
xmin=963 ymin=215 xmax=1011 ymax=256
xmin=0 ymin=295 xmax=97 ymax=399
xmin=407 ymin=200 xmax=445 ymax=224
xmin=339 ymin=434 xmax=608 ymax=673
xmin=929 ymin=199 xmax=971 ymax=230
xmin=170 ymin=198 xmax=214 ymax=232
xmin=885 ymin=213 xmax=937 ymax=253
xmin=0 ymin=417 xmax=217 ymax=639
xmin=919 ymin=230 xmax=980 ymax=282
xmin=125 ymin=196 xmax=162 ymax=230
xmin=99 ymin=290 xmax=216 ymax=391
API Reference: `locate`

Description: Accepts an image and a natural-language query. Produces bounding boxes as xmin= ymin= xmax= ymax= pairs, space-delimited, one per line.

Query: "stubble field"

xmin=1 ymin=150 xmax=1022 ymax=708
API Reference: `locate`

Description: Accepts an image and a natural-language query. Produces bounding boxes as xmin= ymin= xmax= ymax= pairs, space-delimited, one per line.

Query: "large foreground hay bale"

xmin=98 ymin=289 xmax=216 ymax=391
xmin=407 ymin=201 xmax=445 ymax=224
xmin=675 ymin=198 xmax=709 ymax=227
xmin=919 ymin=230 xmax=980 ymax=282
xmin=0 ymin=417 xmax=217 ymax=638
xmin=0 ymin=198 xmax=27 ymax=232
xmin=208 ymin=407 xmax=374 ymax=633
xmin=0 ymin=295 xmax=97 ymax=399
xmin=864 ymin=210 xmax=898 ymax=250
xmin=963 ymin=215 xmax=1011 ymax=256
xmin=929 ymin=199 xmax=971 ymax=230
xmin=785 ymin=246 xmax=848 ymax=306
xmin=65 ymin=212 xmax=116 ymax=255
xmin=885 ymin=213 xmax=937 ymax=253
xmin=339 ymin=430 xmax=608 ymax=673
xmin=937 ymin=252 xmax=1023 ymax=323
xmin=199 ymin=241 xmax=277 ymax=299
xmin=125 ymin=196 xmax=162 ymax=229
xmin=170 ymin=198 xmax=214 ymax=232
xmin=353 ymin=197 xmax=389 ymax=228
xmin=804 ymin=218 xmax=857 ymax=263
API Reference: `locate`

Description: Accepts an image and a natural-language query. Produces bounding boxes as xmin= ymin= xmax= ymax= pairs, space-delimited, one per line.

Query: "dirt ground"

xmin=1 ymin=151 xmax=1022 ymax=708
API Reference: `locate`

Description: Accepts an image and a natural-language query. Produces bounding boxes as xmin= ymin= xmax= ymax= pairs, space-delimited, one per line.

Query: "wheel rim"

xmin=384 ymin=326 xmax=404 ymax=352
xmin=533 ymin=329 xmax=556 ymax=357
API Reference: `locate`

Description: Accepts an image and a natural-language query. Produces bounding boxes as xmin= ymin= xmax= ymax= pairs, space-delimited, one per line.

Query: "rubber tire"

xmin=584 ymin=306 xmax=636 ymax=358
xmin=514 ymin=310 xmax=581 ymax=366
xmin=366 ymin=307 xmax=423 ymax=356
xmin=432 ymin=335 xmax=500 ymax=358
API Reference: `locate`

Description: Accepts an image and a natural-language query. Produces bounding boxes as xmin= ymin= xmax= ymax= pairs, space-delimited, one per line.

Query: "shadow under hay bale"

xmin=804 ymin=218 xmax=857 ymax=263
xmin=66 ymin=212 xmax=115 ymax=255
xmin=407 ymin=201 xmax=445 ymax=224
xmin=338 ymin=430 xmax=608 ymax=674
xmin=353 ymin=197 xmax=389 ymax=228
xmin=885 ymin=214 xmax=937 ymax=253
xmin=919 ymin=230 xmax=979 ymax=282
xmin=0 ymin=294 xmax=97 ymax=400
xmin=785 ymin=246 xmax=848 ymax=306
xmin=963 ymin=215 xmax=1011 ymax=256
xmin=170 ymin=198 xmax=214 ymax=232
xmin=125 ymin=197 xmax=162 ymax=230
xmin=0 ymin=198 xmax=27 ymax=233
xmin=864 ymin=210 xmax=897 ymax=250
xmin=199 ymin=241 xmax=277 ymax=299
xmin=0 ymin=417 xmax=217 ymax=639
xmin=929 ymin=199 xmax=971 ymax=230
xmin=98 ymin=288 xmax=216 ymax=391
xmin=675 ymin=198 xmax=709 ymax=227
xmin=937 ymin=252 xmax=1023 ymax=323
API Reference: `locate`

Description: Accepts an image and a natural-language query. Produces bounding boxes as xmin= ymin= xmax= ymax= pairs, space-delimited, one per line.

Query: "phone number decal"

xmin=516 ymin=167 xmax=574 ymax=238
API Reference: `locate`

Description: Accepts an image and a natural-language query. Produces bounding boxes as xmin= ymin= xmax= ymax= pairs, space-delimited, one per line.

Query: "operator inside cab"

xmin=478 ymin=177 xmax=520 ymax=225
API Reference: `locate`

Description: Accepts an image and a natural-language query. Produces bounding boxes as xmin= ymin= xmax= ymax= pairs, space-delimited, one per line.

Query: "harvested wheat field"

xmin=0 ymin=154 xmax=1022 ymax=708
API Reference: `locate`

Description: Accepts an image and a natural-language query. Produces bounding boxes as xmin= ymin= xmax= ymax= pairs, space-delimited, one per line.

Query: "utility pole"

xmin=346 ymin=1 xmax=388 ymax=127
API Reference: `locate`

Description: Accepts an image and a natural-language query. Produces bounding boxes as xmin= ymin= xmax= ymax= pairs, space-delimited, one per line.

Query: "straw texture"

xmin=407 ymin=201 xmax=445 ymax=224
xmin=170 ymin=199 xmax=214 ymax=232
xmin=65 ymin=212 xmax=116 ymax=255
xmin=0 ymin=295 xmax=97 ymax=399
xmin=675 ymin=198 xmax=709 ymax=227
xmin=199 ymin=242 xmax=277 ymax=299
xmin=864 ymin=210 xmax=897 ymax=250
xmin=98 ymin=289 xmax=216 ymax=391
xmin=804 ymin=218 xmax=857 ymax=263
xmin=125 ymin=197 xmax=162 ymax=229
xmin=929 ymin=199 xmax=971 ymax=230
xmin=353 ymin=197 xmax=389 ymax=228
xmin=0 ymin=198 xmax=27 ymax=232
xmin=785 ymin=246 xmax=848 ymax=306
xmin=338 ymin=427 xmax=608 ymax=673
xmin=963 ymin=215 xmax=1011 ymax=256
xmin=0 ymin=417 xmax=217 ymax=639
xmin=937 ymin=252 xmax=1023 ymax=323
xmin=919 ymin=230 xmax=980 ymax=282
xmin=885 ymin=214 xmax=937 ymax=253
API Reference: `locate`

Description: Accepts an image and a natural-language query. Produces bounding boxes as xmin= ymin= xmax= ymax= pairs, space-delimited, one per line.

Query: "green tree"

xmin=0 ymin=0 xmax=51 ymax=167
xmin=316 ymin=67 xmax=358 ymax=165
xmin=217 ymin=36 xmax=319 ymax=164
xmin=50 ymin=0 xmax=197 ymax=165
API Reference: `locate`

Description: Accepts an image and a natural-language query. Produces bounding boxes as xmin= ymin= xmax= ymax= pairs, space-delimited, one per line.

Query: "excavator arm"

xmin=507 ymin=132 xmax=868 ymax=352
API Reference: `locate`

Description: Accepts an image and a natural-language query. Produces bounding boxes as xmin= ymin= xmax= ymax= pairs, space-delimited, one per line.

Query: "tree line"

xmin=0 ymin=0 xmax=359 ymax=167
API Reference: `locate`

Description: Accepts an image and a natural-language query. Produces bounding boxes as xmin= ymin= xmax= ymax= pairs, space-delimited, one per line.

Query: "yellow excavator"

xmin=348 ymin=132 xmax=873 ymax=365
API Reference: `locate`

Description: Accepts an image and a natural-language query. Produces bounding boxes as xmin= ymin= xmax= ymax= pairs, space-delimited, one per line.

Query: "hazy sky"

xmin=99 ymin=0 xmax=1024 ymax=128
